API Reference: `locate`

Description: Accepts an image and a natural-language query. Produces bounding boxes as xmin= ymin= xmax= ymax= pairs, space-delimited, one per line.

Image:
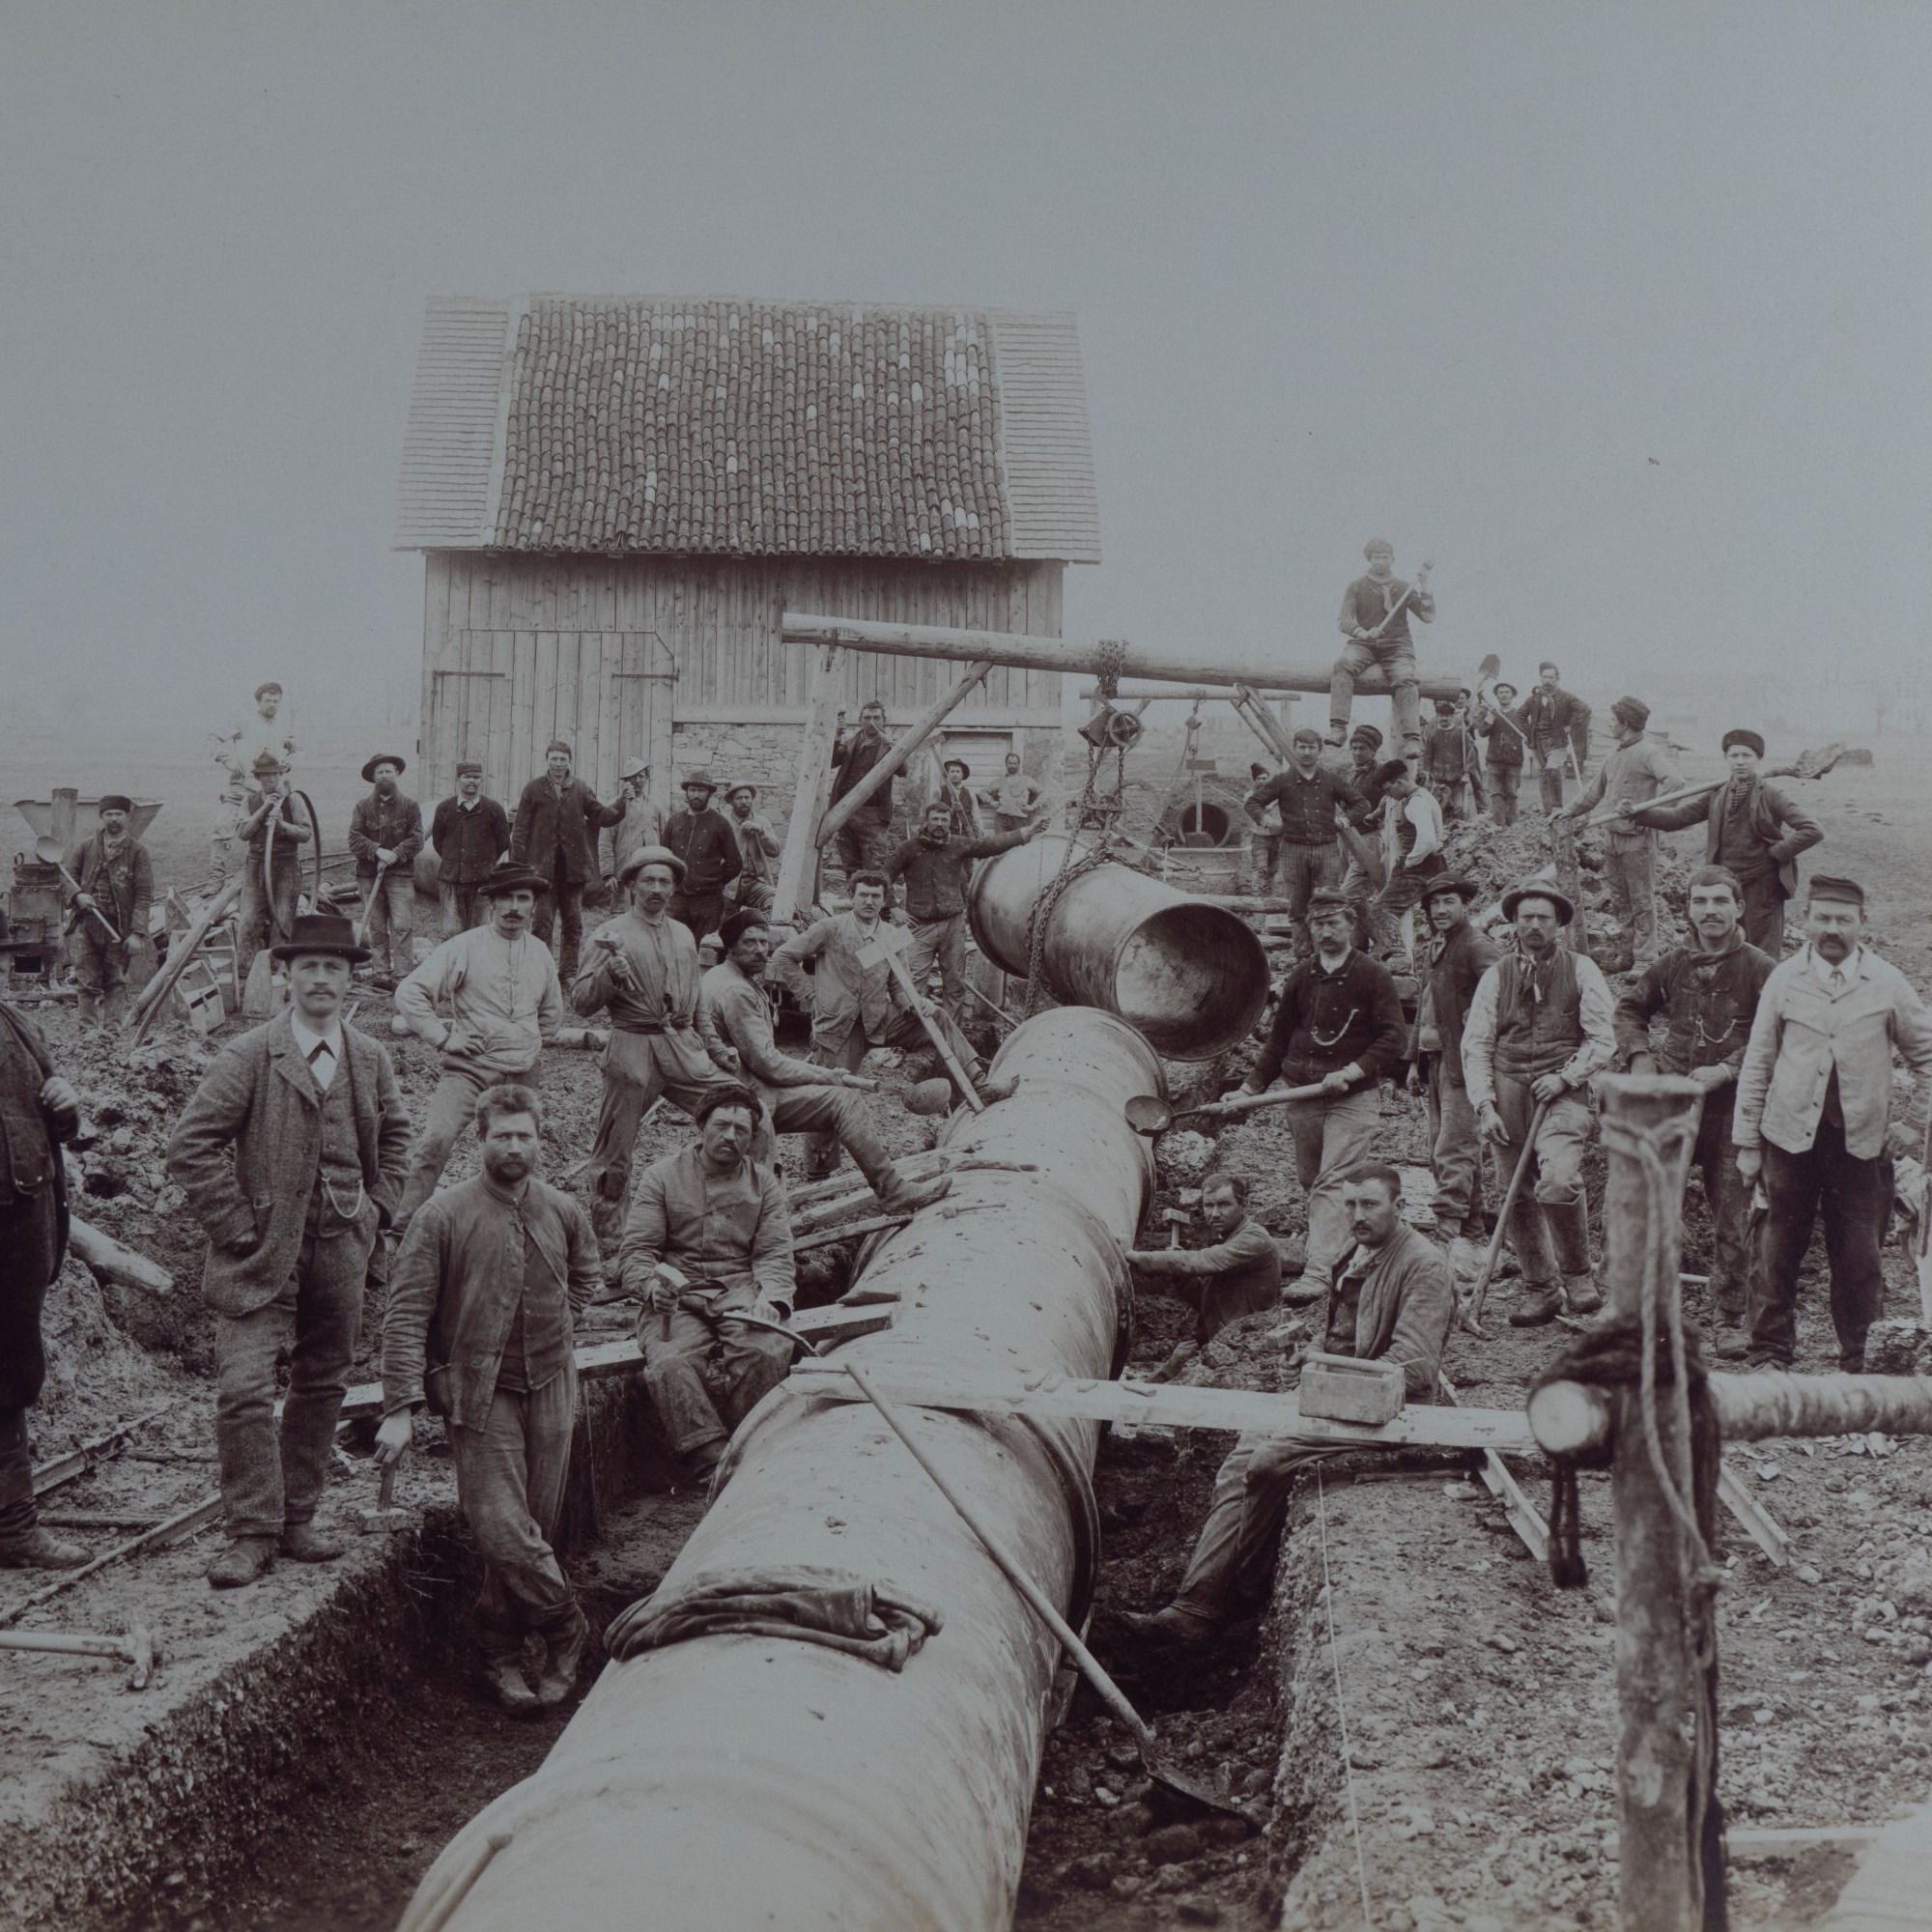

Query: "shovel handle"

xmin=1463 ymin=1098 xmax=1550 ymax=1333
xmin=47 ymin=861 xmax=123 ymax=945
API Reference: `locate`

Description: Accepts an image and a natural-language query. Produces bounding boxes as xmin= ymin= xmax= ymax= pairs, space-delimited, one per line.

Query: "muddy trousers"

xmin=1602 ymin=836 xmax=1658 ymax=968
xmin=753 ymin=1080 xmax=902 ymax=1198
xmin=808 ymin=1010 xmax=983 ymax=1180
xmin=533 ymin=869 xmax=584 ymax=987
xmin=1689 ymin=1094 xmax=1751 ymax=1319
xmin=1532 ymin=755 xmax=1569 ymax=813
xmin=68 ymin=928 xmax=132 ymax=1024
xmin=1492 ymin=1077 xmax=1592 ymax=1288
xmin=1328 ymin=639 xmax=1421 ymax=754
xmin=905 ymin=914 xmax=967 ymax=1014
xmin=1169 ymin=1436 xmax=1353 ymax=1632
xmin=235 ymin=857 xmax=300 ymax=980
xmin=439 ymin=881 xmax=487 ymax=937
xmin=0 ymin=1188 xmax=61 ymax=1541
xmin=1427 ymin=1064 xmax=1486 ymax=1240
xmin=1739 ymin=874 xmax=1786 ymax=956
xmin=1282 ymin=1087 xmax=1381 ymax=1289
xmin=1486 ymin=766 xmax=1520 ymax=826
xmin=639 ymin=1283 xmax=792 ymax=1458
xmin=449 ymin=1369 xmax=580 ymax=1661
xmin=360 ymin=871 xmax=415 ymax=979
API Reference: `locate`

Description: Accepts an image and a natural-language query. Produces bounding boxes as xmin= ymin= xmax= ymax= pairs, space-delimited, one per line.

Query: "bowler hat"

xmin=680 ymin=769 xmax=719 ymax=794
xmin=270 ymin=912 xmax=370 ymax=965
xmin=617 ymin=843 xmax=687 ymax=885
xmin=1423 ymin=876 xmax=1479 ymax=905
xmin=98 ymin=794 xmax=133 ymax=815
xmin=360 ymin=753 xmax=407 ymax=783
xmin=1720 ymin=728 xmax=1766 ymax=759
xmin=477 ymin=865 xmax=545 ymax=898
xmin=718 ymin=907 xmax=769 ymax=951
xmin=1499 ymin=881 xmax=1576 ymax=926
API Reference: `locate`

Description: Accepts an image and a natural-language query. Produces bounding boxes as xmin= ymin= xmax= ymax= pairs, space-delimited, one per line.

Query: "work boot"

xmin=1120 ymin=1606 xmax=1216 ymax=1650
xmin=1561 ymin=1273 xmax=1604 ymax=1318
xmin=483 ymin=1656 xmax=541 ymax=1717
xmin=536 ymin=1607 xmax=591 ymax=1708
xmin=1839 ymin=1347 xmax=1866 ymax=1375
xmin=278 ymin=1520 xmax=345 ymax=1564
xmin=0 ymin=1525 xmax=90 ymax=1570
xmin=1323 ymin=728 xmax=1347 ymax=750
xmin=1715 ymin=1333 xmax=1785 ymax=1369
xmin=686 ymin=1437 xmax=726 ymax=1479
xmin=207 ymin=1537 xmax=276 ymax=1589
xmin=1283 ymin=1268 xmax=1330 ymax=1307
xmin=1509 ymin=1285 xmax=1561 ymax=1328
xmin=1448 ymin=1236 xmax=1485 ymax=1283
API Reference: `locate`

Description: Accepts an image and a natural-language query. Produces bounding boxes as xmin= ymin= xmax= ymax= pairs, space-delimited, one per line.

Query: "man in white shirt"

xmin=1370 ymin=758 xmax=1446 ymax=963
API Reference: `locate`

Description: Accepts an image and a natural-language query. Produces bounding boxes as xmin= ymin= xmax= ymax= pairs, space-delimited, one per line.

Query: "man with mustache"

xmin=1615 ymin=867 xmax=1776 ymax=1336
xmin=1728 ymin=875 xmax=1932 ymax=1372
xmin=1240 ymin=726 xmax=1373 ymax=936
xmin=1515 ymin=661 xmax=1592 ymax=815
xmin=722 ymin=782 xmax=781 ymax=914
xmin=348 ymin=754 xmax=425 ymax=981
xmin=884 ymin=797 xmax=1040 ymax=1016
xmin=62 ymin=793 xmax=154 ymax=1026
xmin=1557 ymin=696 xmax=1679 ymax=972
xmin=379 ymin=1084 xmax=599 ymax=1713
xmin=827 ymin=699 xmax=900 ymax=880
xmin=390 ymin=867 xmax=562 ymax=1253
xmin=1470 ymin=680 xmax=1527 ymax=826
xmin=511 ymin=740 xmax=625 ymax=987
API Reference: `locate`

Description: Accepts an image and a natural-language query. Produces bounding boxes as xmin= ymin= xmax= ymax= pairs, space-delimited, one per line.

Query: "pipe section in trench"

xmin=399 ymin=1007 xmax=1162 ymax=1932
xmin=967 ymin=834 xmax=1270 ymax=1060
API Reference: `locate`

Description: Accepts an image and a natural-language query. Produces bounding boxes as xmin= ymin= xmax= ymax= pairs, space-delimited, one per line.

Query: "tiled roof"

xmin=394 ymin=296 xmax=1099 ymax=562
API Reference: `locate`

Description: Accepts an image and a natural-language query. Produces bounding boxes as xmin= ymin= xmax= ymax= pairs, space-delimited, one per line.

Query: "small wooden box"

xmin=1297 ymin=1353 xmax=1405 ymax=1427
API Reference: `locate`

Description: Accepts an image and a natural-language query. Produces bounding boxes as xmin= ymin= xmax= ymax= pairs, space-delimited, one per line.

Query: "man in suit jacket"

xmin=429 ymin=761 xmax=512 ymax=937
xmin=510 ymin=739 xmax=624 ymax=985
xmin=168 ymin=915 xmax=412 ymax=1589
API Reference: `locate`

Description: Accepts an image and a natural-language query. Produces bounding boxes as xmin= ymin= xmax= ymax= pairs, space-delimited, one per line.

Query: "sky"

xmin=3 ymin=1 xmax=1928 ymax=740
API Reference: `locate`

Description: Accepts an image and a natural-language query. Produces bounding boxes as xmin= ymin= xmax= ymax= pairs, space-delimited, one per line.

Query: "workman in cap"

xmin=1124 ymin=1171 xmax=1282 ymax=1383
xmin=1558 ymin=696 xmax=1679 ymax=972
xmin=619 ymin=1085 xmax=797 ymax=1478
xmin=1515 ymin=663 xmax=1591 ymax=813
xmin=511 ymin=741 xmax=624 ymax=987
xmin=1727 ymin=875 xmax=1932 ymax=1374
xmin=607 ymin=757 xmax=664 ymax=891
xmin=699 ymin=908 xmax=952 ymax=1212
xmin=209 ymin=682 xmax=294 ymax=897
xmin=571 ymin=846 xmax=752 ymax=1257
xmin=936 ymin=757 xmax=981 ymax=838
xmin=168 ymin=914 xmax=412 ymax=1588
xmin=1615 ymin=866 xmax=1776 ymax=1335
xmin=0 ymin=997 xmax=86 ymax=1570
xmin=1625 ymin=728 xmax=1822 ymax=955
xmin=1462 ymin=883 xmax=1616 ymax=1325
xmin=429 ymin=763 xmax=512 ymax=937
xmin=1470 ymin=681 xmax=1526 ymax=825
xmin=723 ymin=782 xmax=781 ymax=915
xmin=380 ymin=1082 xmax=598 ymax=1713
xmin=1328 ymin=540 xmax=1433 ymax=761
xmin=348 ymin=754 xmax=424 ymax=981
xmin=663 ymin=771 xmax=742 ymax=941
xmin=827 ymin=699 xmax=900 ymax=879
xmin=1240 ymin=728 xmax=1373 ymax=932
xmin=390 ymin=864 xmax=563 ymax=1250
xmin=62 ymin=795 xmax=154 ymax=1025
xmin=1407 ymin=877 xmax=1497 ymax=1280
xmin=233 ymin=750 xmax=310 ymax=980
xmin=1369 ymin=758 xmax=1447 ymax=963
xmin=1337 ymin=725 xmax=1397 ymax=932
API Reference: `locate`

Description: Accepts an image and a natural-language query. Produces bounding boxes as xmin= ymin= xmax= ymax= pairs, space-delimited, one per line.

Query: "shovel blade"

xmin=1124 ymin=1094 xmax=1174 ymax=1135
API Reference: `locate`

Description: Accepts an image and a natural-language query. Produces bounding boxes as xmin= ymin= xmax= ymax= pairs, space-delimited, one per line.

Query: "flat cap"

xmin=1805 ymin=873 xmax=1864 ymax=908
xmin=1610 ymin=696 xmax=1650 ymax=731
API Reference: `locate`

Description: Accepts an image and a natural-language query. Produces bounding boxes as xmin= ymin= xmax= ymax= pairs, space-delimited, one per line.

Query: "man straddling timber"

xmin=1407 ymin=877 xmax=1497 ymax=1281
xmin=1370 ymin=758 xmax=1447 ymax=963
xmin=62 ymin=793 xmax=154 ymax=1025
xmin=571 ymin=847 xmax=747 ymax=1256
xmin=390 ymin=865 xmax=562 ymax=1247
xmin=0 ymin=999 xmax=87 ymax=1571
xmin=608 ymin=757 xmax=664 ymax=890
xmin=618 ymin=1085 xmax=797 ymax=1478
xmin=1614 ymin=867 xmax=1776 ymax=1336
xmin=1124 ymin=1171 xmax=1282 ymax=1383
xmin=1557 ymin=696 xmax=1679 ymax=973
xmin=698 ymin=909 xmax=952 ymax=1212
xmin=348 ymin=754 xmax=425 ymax=982
xmin=1124 ymin=1165 xmax=1454 ymax=1644
xmin=379 ymin=1083 xmax=598 ymax=1713
xmin=238 ymin=679 xmax=297 ymax=778
xmin=233 ymin=751 xmax=310 ymax=980
xmin=827 ymin=699 xmax=899 ymax=879
xmin=1462 ymin=883 xmax=1616 ymax=1326
xmin=1471 ymin=680 xmax=1526 ymax=826
xmin=167 ymin=914 xmax=412 ymax=1588
xmin=1328 ymin=539 xmax=1433 ymax=761
xmin=1236 ymin=888 xmax=1406 ymax=1302
xmin=724 ymin=782 xmax=781 ymax=914
xmin=1239 ymin=726 xmax=1372 ymax=930
xmin=1515 ymin=662 xmax=1591 ymax=814
xmin=1422 ymin=696 xmax=1483 ymax=822
xmin=663 ymin=770 xmax=742 ymax=941
xmin=511 ymin=740 xmax=624 ymax=988
xmin=1625 ymin=728 xmax=1822 ymax=956
xmin=429 ymin=761 xmax=511 ymax=938
xmin=979 ymin=751 xmax=1044 ymax=836
xmin=885 ymin=798 xmax=1039 ymax=1016
xmin=1727 ymin=874 xmax=1932 ymax=1374
xmin=937 ymin=757 xmax=981 ymax=838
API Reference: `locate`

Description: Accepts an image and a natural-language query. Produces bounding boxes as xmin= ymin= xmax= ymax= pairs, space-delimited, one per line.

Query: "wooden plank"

xmin=534 ymin=632 xmax=559 ymax=762
xmin=1437 ymin=1372 xmax=1548 ymax=1562
xmin=770 ymin=643 xmax=843 ymax=923
xmin=1824 ymin=1795 xmax=1932 ymax=1930
xmin=816 ymin=660 xmax=994 ymax=844
xmin=1717 ymin=1458 xmax=1791 ymax=1567
xmin=420 ymin=554 xmax=452 ymax=784
xmin=487 ymin=628 xmax=514 ymax=794
xmin=508 ymin=631 xmax=537 ymax=792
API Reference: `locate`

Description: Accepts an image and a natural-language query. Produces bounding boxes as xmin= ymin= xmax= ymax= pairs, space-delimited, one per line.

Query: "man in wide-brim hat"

xmin=233 ymin=749 xmax=311 ymax=980
xmin=349 ymin=754 xmax=424 ymax=981
xmin=390 ymin=864 xmax=563 ymax=1252
xmin=1470 ymin=681 xmax=1526 ymax=826
xmin=663 ymin=769 xmax=742 ymax=941
xmin=168 ymin=914 xmax=412 ymax=1589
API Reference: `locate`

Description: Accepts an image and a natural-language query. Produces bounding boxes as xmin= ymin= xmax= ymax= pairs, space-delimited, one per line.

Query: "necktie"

xmin=1830 ymin=969 xmax=1846 ymax=995
xmin=307 ymin=1038 xmax=334 ymax=1070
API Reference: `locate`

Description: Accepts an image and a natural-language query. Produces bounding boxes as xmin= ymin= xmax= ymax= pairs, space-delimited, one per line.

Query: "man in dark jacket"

xmin=1240 ymin=727 xmax=1373 ymax=929
xmin=1422 ymin=696 xmax=1486 ymax=821
xmin=1124 ymin=1171 xmax=1282 ymax=1382
xmin=827 ymin=699 xmax=897 ymax=879
xmin=1328 ymin=539 xmax=1433 ymax=759
xmin=884 ymin=799 xmax=1037 ymax=1014
xmin=0 ymin=1002 xmax=86 ymax=1570
xmin=234 ymin=751 xmax=310 ymax=979
xmin=348 ymin=754 xmax=425 ymax=981
xmin=429 ymin=761 xmax=512 ymax=936
xmin=1471 ymin=681 xmax=1527 ymax=825
xmin=1514 ymin=662 xmax=1591 ymax=813
xmin=1615 ymin=866 xmax=1776 ymax=1333
xmin=1627 ymin=728 xmax=1823 ymax=954
xmin=1125 ymin=1166 xmax=1454 ymax=1642
xmin=511 ymin=740 xmax=624 ymax=986
xmin=662 ymin=771 xmax=743 ymax=941
xmin=62 ymin=794 xmax=155 ymax=1024
xmin=379 ymin=1083 xmax=599 ymax=1712
xmin=1240 ymin=889 xmax=1406 ymax=1296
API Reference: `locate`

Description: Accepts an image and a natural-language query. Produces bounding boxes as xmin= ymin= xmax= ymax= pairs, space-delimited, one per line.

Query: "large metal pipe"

xmin=400 ymin=1008 xmax=1161 ymax=1932
xmin=967 ymin=835 xmax=1270 ymax=1060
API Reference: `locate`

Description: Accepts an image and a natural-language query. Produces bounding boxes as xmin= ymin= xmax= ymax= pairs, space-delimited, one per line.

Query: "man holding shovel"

xmin=233 ymin=751 xmax=309 ymax=980
xmin=1327 ymin=539 xmax=1433 ymax=761
xmin=1471 ymin=681 xmax=1526 ymax=826
xmin=60 ymin=794 xmax=153 ymax=1025
xmin=1462 ymin=883 xmax=1617 ymax=1326
xmin=348 ymin=754 xmax=424 ymax=982
xmin=1516 ymin=662 xmax=1591 ymax=814
xmin=1556 ymin=696 xmax=1679 ymax=973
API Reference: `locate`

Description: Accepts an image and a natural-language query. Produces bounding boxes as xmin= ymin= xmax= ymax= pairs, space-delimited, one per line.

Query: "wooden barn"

xmin=393 ymin=295 xmax=1101 ymax=823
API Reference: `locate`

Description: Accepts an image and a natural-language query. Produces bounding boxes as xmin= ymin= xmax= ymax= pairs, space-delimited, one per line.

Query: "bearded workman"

xmin=884 ymin=797 xmax=1039 ymax=1015
xmin=62 ymin=794 xmax=154 ymax=1025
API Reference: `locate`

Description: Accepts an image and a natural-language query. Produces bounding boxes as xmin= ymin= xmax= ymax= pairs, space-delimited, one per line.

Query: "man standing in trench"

xmin=1123 ymin=1171 xmax=1282 ymax=1383
xmin=1239 ymin=727 xmax=1372 ymax=935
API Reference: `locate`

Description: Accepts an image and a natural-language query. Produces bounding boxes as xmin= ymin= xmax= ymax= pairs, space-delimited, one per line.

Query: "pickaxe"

xmin=853 ymin=921 xmax=984 ymax=1113
xmin=0 ymin=1623 xmax=156 ymax=1690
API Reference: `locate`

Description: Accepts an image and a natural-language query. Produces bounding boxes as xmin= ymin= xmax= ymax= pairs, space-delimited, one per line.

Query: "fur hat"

xmin=1720 ymin=728 xmax=1766 ymax=759
xmin=98 ymin=794 xmax=133 ymax=815
xmin=718 ymin=907 xmax=770 ymax=951
xmin=1363 ymin=537 xmax=1393 ymax=559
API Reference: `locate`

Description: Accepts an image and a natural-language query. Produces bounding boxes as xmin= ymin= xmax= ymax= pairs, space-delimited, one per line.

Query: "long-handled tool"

xmin=1460 ymin=1099 xmax=1549 ymax=1336
xmin=356 ymin=1459 xmax=410 ymax=1532
xmin=1580 ymin=740 xmax=1845 ymax=831
xmin=34 ymin=838 xmax=122 ymax=945
xmin=0 ymin=1623 xmax=156 ymax=1690
xmin=126 ymin=874 xmax=245 ymax=1042
xmin=1362 ymin=558 xmax=1433 ymax=640
xmin=854 ymin=921 xmax=984 ymax=1113
xmin=1125 ymin=1080 xmax=1327 ymax=1136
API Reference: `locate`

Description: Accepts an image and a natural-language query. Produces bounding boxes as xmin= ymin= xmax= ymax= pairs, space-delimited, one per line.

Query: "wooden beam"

xmin=770 ymin=643 xmax=843 ymax=924
xmin=1439 ymin=1373 xmax=1548 ymax=1563
xmin=815 ymin=659 xmax=994 ymax=846
xmin=69 ymin=1218 xmax=173 ymax=1296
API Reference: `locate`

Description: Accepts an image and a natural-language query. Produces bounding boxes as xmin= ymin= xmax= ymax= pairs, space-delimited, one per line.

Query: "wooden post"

xmin=816 ymin=660 xmax=994 ymax=847
xmin=1599 ymin=1072 xmax=1707 ymax=1932
xmin=770 ymin=644 xmax=843 ymax=926
xmin=1550 ymin=814 xmax=1594 ymax=959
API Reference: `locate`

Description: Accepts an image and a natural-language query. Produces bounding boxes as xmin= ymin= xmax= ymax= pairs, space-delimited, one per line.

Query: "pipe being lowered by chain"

xmin=967 ymin=834 xmax=1271 ymax=1060
xmin=400 ymin=1007 xmax=1162 ymax=1932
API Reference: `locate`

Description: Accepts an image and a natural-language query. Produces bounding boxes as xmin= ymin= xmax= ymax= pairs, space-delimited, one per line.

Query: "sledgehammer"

xmin=0 ymin=1623 xmax=156 ymax=1690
